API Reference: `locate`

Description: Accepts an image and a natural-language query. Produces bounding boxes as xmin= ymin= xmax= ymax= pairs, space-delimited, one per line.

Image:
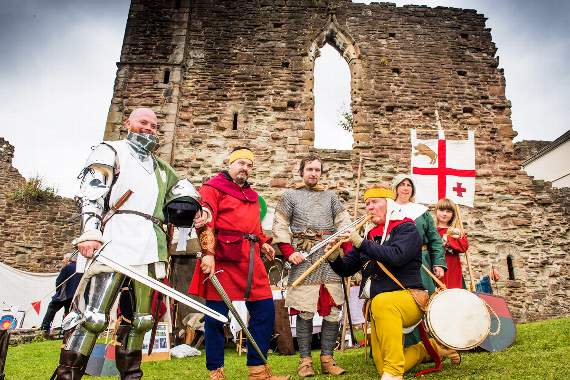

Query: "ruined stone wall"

xmin=100 ymin=0 xmax=569 ymax=322
xmin=514 ymin=140 xmax=551 ymax=162
xmin=0 ymin=138 xmax=78 ymax=272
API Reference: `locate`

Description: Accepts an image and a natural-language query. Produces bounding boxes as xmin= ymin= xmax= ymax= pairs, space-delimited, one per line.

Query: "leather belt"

xmin=243 ymin=233 xmax=259 ymax=300
xmin=112 ymin=210 xmax=166 ymax=234
xmin=217 ymin=230 xmax=260 ymax=300
xmin=292 ymin=229 xmax=335 ymax=240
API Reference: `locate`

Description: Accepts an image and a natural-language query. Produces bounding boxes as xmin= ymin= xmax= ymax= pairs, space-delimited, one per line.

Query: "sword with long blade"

xmin=88 ymin=242 xmax=228 ymax=323
xmin=205 ymin=271 xmax=267 ymax=364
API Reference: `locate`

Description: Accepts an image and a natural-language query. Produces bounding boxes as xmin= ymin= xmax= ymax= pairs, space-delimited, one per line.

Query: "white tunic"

xmin=102 ymin=140 xmax=167 ymax=266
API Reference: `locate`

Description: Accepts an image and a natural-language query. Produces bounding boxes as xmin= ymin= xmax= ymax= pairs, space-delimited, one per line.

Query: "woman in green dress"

xmin=392 ymin=174 xmax=447 ymax=348
xmin=392 ymin=174 xmax=446 ymax=293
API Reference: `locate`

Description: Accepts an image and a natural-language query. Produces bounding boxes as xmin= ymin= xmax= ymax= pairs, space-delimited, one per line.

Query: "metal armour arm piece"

xmin=75 ymin=143 xmax=117 ymax=241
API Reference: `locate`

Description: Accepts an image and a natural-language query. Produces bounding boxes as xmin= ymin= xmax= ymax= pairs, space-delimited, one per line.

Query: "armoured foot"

xmin=320 ymin=355 xmax=346 ymax=376
xmin=247 ymin=364 xmax=291 ymax=380
xmin=52 ymin=349 xmax=89 ymax=380
xmin=297 ymin=357 xmax=315 ymax=378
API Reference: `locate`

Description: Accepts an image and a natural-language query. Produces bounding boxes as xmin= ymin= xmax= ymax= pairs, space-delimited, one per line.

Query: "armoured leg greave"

xmin=63 ymin=272 xmax=125 ymax=356
xmin=50 ymin=327 xmax=90 ymax=380
xmin=114 ymin=280 xmax=153 ymax=379
xmin=296 ymin=315 xmax=313 ymax=358
xmin=124 ymin=280 xmax=154 ymax=351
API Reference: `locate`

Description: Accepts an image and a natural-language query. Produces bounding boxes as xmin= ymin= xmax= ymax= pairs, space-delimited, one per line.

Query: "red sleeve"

xmin=341 ymin=241 xmax=353 ymax=254
xmin=258 ymin=228 xmax=272 ymax=246
xmin=278 ymin=243 xmax=294 ymax=260
xmin=447 ymin=235 xmax=468 ymax=253
xmin=199 ymin=185 xmax=220 ymax=228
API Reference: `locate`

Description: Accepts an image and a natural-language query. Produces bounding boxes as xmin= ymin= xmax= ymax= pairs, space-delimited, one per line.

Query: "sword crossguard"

xmin=203 ymin=270 xmax=224 ymax=284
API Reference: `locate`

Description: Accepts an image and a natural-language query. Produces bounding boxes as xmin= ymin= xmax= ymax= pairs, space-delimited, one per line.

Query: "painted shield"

xmin=476 ymin=293 xmax=516 ymax=352
xmin=85 ymin=343 xmax=119 ymax=376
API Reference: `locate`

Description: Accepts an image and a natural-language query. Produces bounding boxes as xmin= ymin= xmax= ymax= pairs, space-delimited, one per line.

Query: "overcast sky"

xmin=0 ymin=0 xmax=568 ymax=197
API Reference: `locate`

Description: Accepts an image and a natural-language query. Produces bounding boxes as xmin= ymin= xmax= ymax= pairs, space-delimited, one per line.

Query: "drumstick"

xmin=421 ymin=264 xmax=447 ymax=291
xmin=341 ymin=154 xmax=364 ymax=350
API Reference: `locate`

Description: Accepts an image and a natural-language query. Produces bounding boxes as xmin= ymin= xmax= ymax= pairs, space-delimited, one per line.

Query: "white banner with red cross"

xmin=410 ymin=129 xmax=476 ymax=207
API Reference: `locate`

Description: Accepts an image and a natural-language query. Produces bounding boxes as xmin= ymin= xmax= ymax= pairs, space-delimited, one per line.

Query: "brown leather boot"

xmin=115 ymin=349 xmax=143 ymax=380
xmin=51 ymin=349 xmax=89 ymax=380
xmin=320 ymin=355 xmax=346 ymax=375
xmin=114 ymin=324 xmax=143 ymax=380
xmin=247 ymin=364 xmax=291 ymax=380
xmin=297 ymin=357 xmax=315 ymax=378
xmin=435 ymin=342 xmax=461 ymax=364
xmin=209 ymin=367 xmax=226 ymax=380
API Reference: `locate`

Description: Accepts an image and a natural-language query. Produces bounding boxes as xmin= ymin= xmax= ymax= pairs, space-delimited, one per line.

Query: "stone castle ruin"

xmin=1 ymin=0 xmax=568 ymax=323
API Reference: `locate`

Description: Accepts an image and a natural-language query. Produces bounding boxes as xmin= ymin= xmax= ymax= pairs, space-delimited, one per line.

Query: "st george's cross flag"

xmin=410 ymin=129 xmax=476 ymax=207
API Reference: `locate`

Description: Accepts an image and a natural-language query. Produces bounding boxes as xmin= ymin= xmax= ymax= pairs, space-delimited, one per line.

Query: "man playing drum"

xmin=326 ymin=185 xmax=459 ymax=380
xmin=272 ymin=154 xmax=351 ymax=377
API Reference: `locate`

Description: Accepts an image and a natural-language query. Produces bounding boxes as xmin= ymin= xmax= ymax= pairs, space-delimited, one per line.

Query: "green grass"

xmin=5 ymin=317 xmax=569 ymax=379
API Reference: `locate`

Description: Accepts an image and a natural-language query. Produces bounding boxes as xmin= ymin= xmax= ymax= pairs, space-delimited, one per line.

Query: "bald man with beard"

xmin=52 ymin=108 xmax=208 ymax=379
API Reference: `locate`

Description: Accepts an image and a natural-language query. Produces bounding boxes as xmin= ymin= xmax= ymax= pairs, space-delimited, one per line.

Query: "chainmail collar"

xmin=126 ymin=130 xmax=158 ymax=159
xmin=293 ymin=182 xmax=325 ymax=191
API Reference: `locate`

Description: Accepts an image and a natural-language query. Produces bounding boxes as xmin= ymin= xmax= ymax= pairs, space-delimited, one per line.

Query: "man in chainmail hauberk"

xmin=272 ymin=154 xmax=352 ymax=378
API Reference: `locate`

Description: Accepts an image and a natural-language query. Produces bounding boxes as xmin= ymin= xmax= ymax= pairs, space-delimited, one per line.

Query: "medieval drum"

xmin=425 ymin=288 xmax=491 ymax=350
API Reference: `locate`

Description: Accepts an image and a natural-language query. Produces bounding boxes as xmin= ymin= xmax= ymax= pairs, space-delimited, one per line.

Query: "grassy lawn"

xmin=5 ymin=317 xmax=569 ymax=379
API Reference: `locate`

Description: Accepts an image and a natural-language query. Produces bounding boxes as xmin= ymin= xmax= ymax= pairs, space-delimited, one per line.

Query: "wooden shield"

xmin=476 ymin=293 xmax=516 ymax=352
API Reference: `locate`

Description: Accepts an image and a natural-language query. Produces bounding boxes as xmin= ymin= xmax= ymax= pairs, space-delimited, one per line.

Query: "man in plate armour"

xmin=272 ymin=154 xmax=351 ymax=377
xmin=52 ymin=107 xmax=207 ymax=379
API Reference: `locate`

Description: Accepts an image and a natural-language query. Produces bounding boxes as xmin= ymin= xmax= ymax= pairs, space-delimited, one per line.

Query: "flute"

xmin=290 ymin=214 xmax=371 ymax=288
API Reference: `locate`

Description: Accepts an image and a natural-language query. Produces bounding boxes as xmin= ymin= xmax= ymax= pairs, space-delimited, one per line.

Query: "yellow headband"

xmin=229 ymin=149 xmax=254 ymax=164
xmin=363 ymin=187 xmax=395 ymax=201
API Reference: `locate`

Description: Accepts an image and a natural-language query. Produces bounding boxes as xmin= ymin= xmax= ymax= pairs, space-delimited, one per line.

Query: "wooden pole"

xmin=464 ymin=249 xmax=476 ymax=292
xmin=340 ymin=155 xmax=364 ymax=350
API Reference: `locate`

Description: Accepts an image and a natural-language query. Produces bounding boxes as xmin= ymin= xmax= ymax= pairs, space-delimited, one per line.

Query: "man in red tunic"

xmin=189 ymin=147 xmax=289 ymax=380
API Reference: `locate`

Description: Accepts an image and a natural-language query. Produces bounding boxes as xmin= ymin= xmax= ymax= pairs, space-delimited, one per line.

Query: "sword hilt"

xmin=203 ymin=270 xmax=224 ymax=284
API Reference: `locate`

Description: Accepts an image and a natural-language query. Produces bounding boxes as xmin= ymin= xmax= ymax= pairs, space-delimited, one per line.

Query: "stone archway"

xmin=306 ymin=17 xmax=363 ymax=150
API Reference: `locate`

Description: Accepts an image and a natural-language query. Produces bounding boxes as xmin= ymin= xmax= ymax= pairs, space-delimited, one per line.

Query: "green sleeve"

xmin=153 ymin=157 xmax=180 ymax=219
xmin=152 ymin=157 xmax=180 ymax=262
xmin=422 ymin=212 xmax=447 ymax=269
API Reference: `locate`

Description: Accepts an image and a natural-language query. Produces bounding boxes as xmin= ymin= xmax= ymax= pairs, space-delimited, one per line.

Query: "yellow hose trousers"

xmin=369 ymin=290 xmax=433 ymax=376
